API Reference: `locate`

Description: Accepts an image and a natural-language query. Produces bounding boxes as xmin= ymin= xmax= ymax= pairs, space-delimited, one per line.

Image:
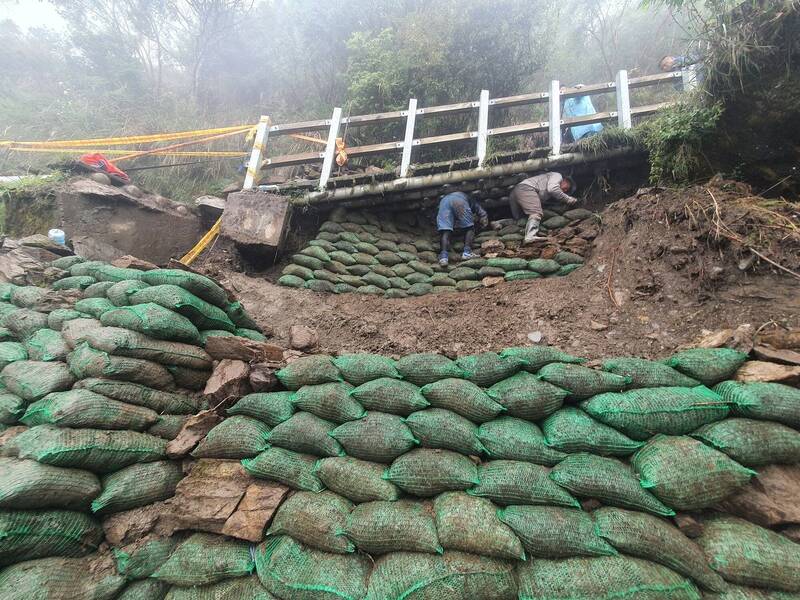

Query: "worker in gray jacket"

xmin=509 ymin=172 xmax=578 ymax=243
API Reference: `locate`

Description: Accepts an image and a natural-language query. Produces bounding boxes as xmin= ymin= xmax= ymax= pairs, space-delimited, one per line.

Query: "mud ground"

xmin=207 ymin=180 xmax=800 ymax=360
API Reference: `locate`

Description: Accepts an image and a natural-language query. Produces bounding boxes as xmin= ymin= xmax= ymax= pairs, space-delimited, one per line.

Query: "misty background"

xmin=0 ymin=0 xmax=692 ymax=198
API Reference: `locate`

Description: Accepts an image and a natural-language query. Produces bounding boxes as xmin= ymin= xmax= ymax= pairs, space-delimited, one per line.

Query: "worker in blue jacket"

xmin=436 ymin=187 xmax=489 ymax=266
xmin=563 ymin=84 xmax=603 ymax=142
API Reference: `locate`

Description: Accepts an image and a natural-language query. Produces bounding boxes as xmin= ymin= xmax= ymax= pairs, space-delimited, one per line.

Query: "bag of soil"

xmin=664 ymin=348 xmax=748 ymax=386
xmin=692 ymin=418 xmax=800 ymax=467
xmin=538 ymin=363 xmax=630 ymax=399
xmin=395 ymin=353 xmax=467 ymax=386
xmin=267 ymin=491 xmax=354 ymax=554
xmin=82 ymin=327 xmax=212 ymax=370
xmin=75 ymin=378 xmax=201 ymax=414
xmin=344 ymin=500 xmax=440 ymax=555
xmin=350 ymin=377 xmax=429 ymax=416
xmin=292 ymin=382 xmax=363 ymax=423
xmin=0 ymin=556 xmax=125 ymax=600
xmin=140 ymin=270 xmax=229 ymax=309
xmin=468 ymin=460 xmax=579 ymax=507
xmin=227 ymin=391 xmax=295 ymax=427
xmin=130 ymin=285 xmax=236 ymax=332
xmin=632 ymin=435 xmax=755 ymax=511
xmin=405 ymin=408 xmax=486 ymax=455
xmin=106 ymin=280 xmax=151 ymax=307
xmin=478 ymin=416 xmax=566 ymax=466
xmin=716 ymin=380 xmax=800 ymax=429
xmin=24 ymin=329 xmax=69 ymax=362
xmin=486 ymin=372 xmax=567 ymax=421
xmin=242 ymin=447 xmax=324 ymax=492
xmin=0 ymin=457 xmax=100 ymax=511
xmin=420 ymin=378 xmax=505 ymax=423
xmin=384 ymin=448 xmax=478 ymax=497
xmin=332 ymin=354 xmax=401 ymax=386
xmin=191 ymin=416 xmax=271 ymax=459
xmin=67 ymin=344 xmax=174 ymax=390
xmin=151 ymin=533 xmax=254 ymax=587
xmin=275 ymin=355 xmax=341 ymax=390
xmin=0 ymin=509 xmax=103 ymax=566
xmin=330 ymin=411 xmax=417 ymax=463
xmin=101 ymin=303 xmax=201 ymax=345
xmin=455 ymin=352 xmax=527 ymax=387
xmin=550 ymin=453 xmax=674 ymax=516
xmin=314 ymin=457 xmax=400 ymax=503
xmin=1 ymin=361 xmax=75 ymax=401
xmin=542 ymin=406 xmax=644 ymax=456
xmin=602 ymin=357 xmax=700 ymax=388
xmin=21 ymin=389 xmax=159 ymax=431
xmin=266 ymin=411 xmax=344 ymax=458
xmin=113 ymin=536 xmax=179 ymax=580
xmin=91 ymin=461 xmax=182 ymax=514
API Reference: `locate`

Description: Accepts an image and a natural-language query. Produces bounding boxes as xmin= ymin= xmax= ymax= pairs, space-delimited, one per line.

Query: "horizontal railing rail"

xmin=243 ymin=69 xmax=694 ymax=191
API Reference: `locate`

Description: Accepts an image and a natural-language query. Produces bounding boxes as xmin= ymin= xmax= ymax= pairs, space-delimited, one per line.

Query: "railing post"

xmin=548 ymin=80 xmax=561 ymax=157
xmin=399 ymin=98 xmax=418 ymax=178
xmin=243 ymin=115 xmax=270 ymax=190
xmin=318 ymin=107 xmax=342 ymax=191
xmin=476 ymin=89 xmax=490 ymax=167
xmin=616 ymin=70 xmax=632 ymax=129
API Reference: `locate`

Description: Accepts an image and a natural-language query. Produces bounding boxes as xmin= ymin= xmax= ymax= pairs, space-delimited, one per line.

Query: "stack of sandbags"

xmin=278 ymin=205 xmax=591 ymax=297
xmin=212 ymin=345 xmax=800 ymax=599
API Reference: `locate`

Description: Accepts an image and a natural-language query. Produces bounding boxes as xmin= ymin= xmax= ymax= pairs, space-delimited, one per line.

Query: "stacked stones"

xmin=278 ymin=205 xmax=594 ymax=297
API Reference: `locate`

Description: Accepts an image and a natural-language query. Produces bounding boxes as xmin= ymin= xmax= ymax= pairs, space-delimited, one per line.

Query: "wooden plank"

xmin=631 ymin=101 xmax=673 ymax=116
xmin=347 ymin=140 xmax=402 ymax=157
xmin=629 ymin=71 xmax=682 ymax=88
xmin=417 ymin=101 xmax=478 ymax=117
xmin=490 ymin=91 xmax=549 ymax=109
xmin=414 ymin=130 xmax=476 ymax=147
xmin=488 ymin=121 xmax=549 ymax=137
xmin=262 ymin=151 xmax=324 ymax=169
xmin=270 ymin=119 xmax=330 ymax=135
xmin=344 ymin=110 xmax=407 ymax=126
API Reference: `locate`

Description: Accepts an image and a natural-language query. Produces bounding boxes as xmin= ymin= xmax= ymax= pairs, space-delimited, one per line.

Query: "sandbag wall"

xmin=278 ymin=204 xmax=595 ymax=297
xmin=0 ymin=255 xmax=266 ymax=600
xmin=170 ymin=345 xmax=798 ymax=600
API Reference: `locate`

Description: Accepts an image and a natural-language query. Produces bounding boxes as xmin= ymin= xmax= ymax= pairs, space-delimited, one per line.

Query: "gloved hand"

xmin=480 ymin=216 xmax=489 ymax=229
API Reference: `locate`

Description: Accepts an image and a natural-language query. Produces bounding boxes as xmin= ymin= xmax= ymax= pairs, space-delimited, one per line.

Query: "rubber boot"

xmin=523 ymin=215 xmax=544 ymax=244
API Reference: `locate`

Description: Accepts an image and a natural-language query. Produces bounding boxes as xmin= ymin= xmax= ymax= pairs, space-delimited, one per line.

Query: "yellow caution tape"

xmin=5 ymin=148 xmax=246 ymax=157
xmin=0 ymin=125 xmax=255 ymax=148
xmin=180 ymin=217 xmax=222 ymax=266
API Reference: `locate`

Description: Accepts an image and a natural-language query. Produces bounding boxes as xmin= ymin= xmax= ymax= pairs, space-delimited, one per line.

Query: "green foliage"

xmin=638 ymin=101 xmax=723 ymax=184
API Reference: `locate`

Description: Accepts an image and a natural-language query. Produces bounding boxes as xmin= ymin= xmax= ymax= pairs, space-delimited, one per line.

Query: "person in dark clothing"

xmin=436 ymin=188 xmax=489 ymax=266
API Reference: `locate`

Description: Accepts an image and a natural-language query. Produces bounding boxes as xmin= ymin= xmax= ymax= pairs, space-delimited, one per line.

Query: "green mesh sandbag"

xmin=716 ymin=381 xmax=800 ymax=429
xmin=267 ymin=491 xmax=354 ymax=554
xmin=352 ymin=252 xmax=376 ymax=266
xmin=527 ymin=259 xmax=561 ymax=274
xmin=602 ymin=357 xmax=700 ymax=388
xmin=449 ymin=267 xmax=479 ymax=281
xmin=355 ymin=283 xmax=383 ymax=295
xmin=698 ymin=516 xmax=800 ymax=592
xmin=21 ymin=389 xmax=159 ymax=431
xmin=499 ymin=505 xmax=615 ymax=558
xmin=10 ymin=286 xmax=47 ymax=309
xmin=362 ymin=272 xmax=390 ymax=289
xmin=555 ymin=251 xmax=585 ymax=265
xmin=0 ymin=458 xmax=100 ymax=510
xmin=5 ymin=309 xmax=48 ymax=339
xmin=517 ymin=555 xmax=701 ymax=600
xmin=329 ymin=251 xmax=356 ymax=266
xmin=254 ymin=536 xmax=370 ymax=600
xmin=47 ymin=309 xmax=85 ymax=331
xmin=365 ymin=550 xmax=518 ymax=600
xmin=0 ymin=556 xmax=126 ymax=600
xmin=292 ymin=382 xmax=363 ymax=423
xmin=0 ymin=342 xmax=27 ymax=370
xmin=384 ymin=448 xmax=478 ymax=497
xmin=314 ymin=457 xmax=400 ymax=503
xmin=594 ymin=507 xmax=727 ymax=592
xmin=504 ymin=270 xmax=540 ymax=282
xmin=0 ymin=302 xmax=20 ymax=326
xmin=225 ymin=301 xmax=259 ymax=331
xmin=332 ymin=354 xmax=401 ymax=386
xmin=550 ymin=453 xmax=674 ymax=516
xmin=114 ymin=536 xmax=179 ymax=580
xmin=52 ymin=275 xmax=96 ymax=291
xmin=10 ymin=424 xmax=167 ymax=473
xmin=538 ymin=363 xmax=630 ymax=399
xmin=106 ymin=280 xmax=151 ymax=307
xmin=434 ymin=492 xmax=525 ymax=560
xmin=489 ymin=370 xmax=567 ymax=420
xmin=344 ymin=499 xmax=441 ymax=555
xmin=164 ymin=576 xmax=273 ymax=600
xmin=406 ymin=282 xmax=433 ymax=296
xmin=0 ymin=284 xmax=17 ymax=302
xmin=52 ymin=256 xmax=86 ymax=270
xmin=405 ymin=407 xmax=486 ymax=455
xmin=266 ymin=411 xmax=344 ymax=457
xmin=396 ymin=353 xmax=467 ymax=386
xmin=152 ymin=533 xmax=254 ymax=587
xmin=228 ymin=392 xmax=295 ymax=427
xmin=24 ymin=329 xmax=69 ymax=362
xmin=116 ymin=579 xmax=169 ymax=600
xmin=330 ymin=411 xmax=417 ymax=463
xmin=83 ymin=281 xmax=116 ymax=298
xmin=69 ymin=261 xmax=107 ymax=277
xmin=420 ymin=378 xmax=505 ymax=423
xmin=140 ymin=270 xmax=229 ymax=309
xmin=75 ymin=378 xmax=201 ymax=414
xmin=1 ymin=361 xmax=75 ymax=401
xmin=165 ymin=364 xmax=209 ymax=391
xmin=92 ymin=265 xmax=146 ymax=283
xmin=129 ymin=285 xmax=235 ymax=332
xmin=300 ymin=245 xmax=332 ymax=263
xmin=192 ymin=416 xmax=271 ymax=459
xmin=0 ymin=391 xmax=24 ymax=424
xmin=91 ymin=461 xmax=182 ymax=515
xmin=632 ymin=435 xmax=755 ymax=511
xmin=542 ymin=407 xmax=644 ymax=456
xmin=148 ymin=415 xmax=189 ymax=440
xmin=557 ymin=264 xmax=582 ymax=276
xmin=477 ymin=416 xmax=566 ymax=466
xmin=692 ymin=418 xmax=800 ymax=467
xmin=101 ymin=303 xmax=201 ymax=345
xmin=67 ymin=344 xmax=174 ymax=389
xmin=469 ymin=460 xmax=578 ymax=507
xmin=0 ymin=509 xmax=103 ymax=565
xmin=276 ymin=355 xmax=341 ymax=390
xmin=408 ymin=260 xmax=434 ymax=276
xmin=236 ymin=326 xmax=266 ymax=340
xmin=242 ymin=447 xmax=324 ymax=492
xmin=664 ymin=348 xmax=748 ymax=386
xmin=455 ymin=352 xmax=526 ymax=387
xmin=350 ymin=377 xmax=429 ymax=416
xmin=0 ymin=328 xmax=14 ymax=342
xmin=61 ymin=317 xmax=103 ymax=348
xmin=581 ymin=386 xmax=730 ymax=440
xmin=82 ymin=327 xmax=211 ymax=370
xmin=74 ymin=298 xmax=116 ymax=319
xmin=430 ymin=273 xmax=456 ymax=287
xmin=283 ymin=263 xmax=314 ymax=281
xmin=486 ymin=257 xmax=528 ymax=271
